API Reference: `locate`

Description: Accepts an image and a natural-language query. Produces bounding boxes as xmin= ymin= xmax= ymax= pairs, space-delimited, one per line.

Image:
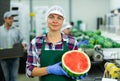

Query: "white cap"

xmin=46 ymin=5 xmax=65 ymax=19
xmin=4 ymin=11 xmax=14 ymax=18
xmin=61 ymin=23 xmax=72 ymax=31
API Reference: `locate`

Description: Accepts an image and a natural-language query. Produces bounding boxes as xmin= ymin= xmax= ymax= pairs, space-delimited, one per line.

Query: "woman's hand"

xmin=47 ymin=62 xmax=69 ymax=76
xmin=47 ymin=62 xmax=88 ymax=80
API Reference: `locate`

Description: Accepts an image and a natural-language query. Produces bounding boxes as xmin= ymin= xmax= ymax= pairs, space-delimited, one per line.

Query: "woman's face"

xmin=47 ymin=14 xmax=64 ymax=32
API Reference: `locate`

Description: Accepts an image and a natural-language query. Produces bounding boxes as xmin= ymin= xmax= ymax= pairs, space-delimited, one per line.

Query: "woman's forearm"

xmin=32 ymin=67 xmax=48 ymax=77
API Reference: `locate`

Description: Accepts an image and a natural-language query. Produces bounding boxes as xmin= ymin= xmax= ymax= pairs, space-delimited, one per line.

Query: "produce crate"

xmin=0 ymin=43 xmax=24 ymax=59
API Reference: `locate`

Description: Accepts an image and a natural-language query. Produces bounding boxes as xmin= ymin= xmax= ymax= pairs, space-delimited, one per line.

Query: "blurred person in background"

xmin=26 ymin=5 xmax=87 ymax=81
xmin=0 ymin=11 xmax=27 ymax=81
xmin=61 ymin=23 xmax=72 ymax=36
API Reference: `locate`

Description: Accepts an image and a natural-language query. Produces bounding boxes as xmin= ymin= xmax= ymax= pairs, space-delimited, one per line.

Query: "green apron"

xmin=39 ymin=40 xmax=75 ymax=81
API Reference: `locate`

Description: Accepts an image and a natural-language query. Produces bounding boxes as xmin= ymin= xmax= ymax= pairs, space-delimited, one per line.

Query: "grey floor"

xmin=18 ymin=74 xmax=39 ymax=81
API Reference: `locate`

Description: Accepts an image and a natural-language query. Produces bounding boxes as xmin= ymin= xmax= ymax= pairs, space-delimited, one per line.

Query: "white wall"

xmin=32 ymin=0 xmax=69 ymax=19
xmin=72 ymin=0 xmax=110 ymax=30
xmin=110 ymin=0 xmax=120 ymax=10
xmin=10 ymin=2 xmax=30 ymax=45
xmin=11 ymin=0 xmax=110 ymax=31
xmin=11 ymin=0 xmax=69 ymax=20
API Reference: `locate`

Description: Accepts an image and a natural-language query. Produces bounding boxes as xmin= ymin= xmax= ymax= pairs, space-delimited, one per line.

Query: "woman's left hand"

xmin=47 ymin=62 xmax=69 ymax=76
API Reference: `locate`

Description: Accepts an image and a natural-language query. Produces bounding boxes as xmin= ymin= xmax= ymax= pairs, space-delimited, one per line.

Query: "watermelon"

xmin=62 ymin=50 xmax=91 ymax=77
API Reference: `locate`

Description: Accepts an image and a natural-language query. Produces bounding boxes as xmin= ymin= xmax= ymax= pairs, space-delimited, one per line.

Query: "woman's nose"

xmin=53 ymin=18 xmax=59 ymax=23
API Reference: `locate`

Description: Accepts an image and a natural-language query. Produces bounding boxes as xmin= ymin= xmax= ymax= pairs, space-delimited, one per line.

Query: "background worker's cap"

xmin=46 ymin=5 xmax=65 ymax=19
xmin=4 ymin=11 xmax=14 ymax=18
xmin=61 ymin=23 xmax=72 ymax=31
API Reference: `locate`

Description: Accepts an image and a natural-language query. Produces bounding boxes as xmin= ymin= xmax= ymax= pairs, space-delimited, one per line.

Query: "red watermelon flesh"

xmin=62 ymin=50 xmax=91 ymax=77
xmin=64 ymin=51 xmax=89 ymax=72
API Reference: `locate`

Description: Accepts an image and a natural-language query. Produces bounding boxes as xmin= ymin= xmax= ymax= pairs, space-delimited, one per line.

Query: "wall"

xmin=110 ymin=0 xmax=120 ymax=10
xmin=10 ymin=2 xmax=30 ymax=44
xmin=11 ymin=0 xmax=110 ymax=31
xmin=32 ymin=0 xmax=69 ymax=19
xmin=72 ymin=0 xmax=110 ymax=30
xmin=11 ymin=0 xmax=69 ymax=21
xmin=0 ymin=0 xmax=10 ymax=25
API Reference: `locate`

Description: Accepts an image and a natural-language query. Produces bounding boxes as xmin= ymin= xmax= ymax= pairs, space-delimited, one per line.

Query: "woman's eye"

xmin=57 ymin=17 xmax=63 ymax=20
xmin=48 ymin=15 xmax=54 ymax=19
xmin=48 ymin=15 xmax=63 ymax=21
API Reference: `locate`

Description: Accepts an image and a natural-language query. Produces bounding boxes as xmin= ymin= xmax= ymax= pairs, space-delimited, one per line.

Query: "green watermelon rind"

xmin=62 ymin=50 xmax=91 ymax=77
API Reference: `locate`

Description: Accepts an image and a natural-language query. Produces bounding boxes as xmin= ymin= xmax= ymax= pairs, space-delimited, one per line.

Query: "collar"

xmin=42 ymin=33 xmax=65 ymax=43
xmin=3 ymin=24 xmax=14 ymax=30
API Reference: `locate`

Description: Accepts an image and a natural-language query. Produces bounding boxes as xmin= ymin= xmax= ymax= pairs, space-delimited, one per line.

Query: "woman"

xmin=26 ymin=5 xmax=87 ymax=81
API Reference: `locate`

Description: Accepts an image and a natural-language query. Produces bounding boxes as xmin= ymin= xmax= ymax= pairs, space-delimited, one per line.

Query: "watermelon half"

xmin=62 ymin=50 xmax=91 ymax=77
